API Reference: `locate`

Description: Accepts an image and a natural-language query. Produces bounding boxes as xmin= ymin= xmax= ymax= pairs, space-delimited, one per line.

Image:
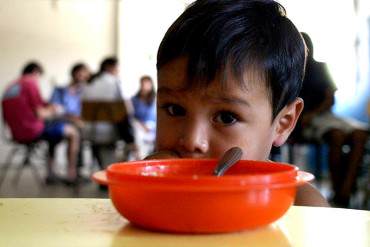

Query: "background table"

xmin=0 ymin=199 xmax=368 ymax=247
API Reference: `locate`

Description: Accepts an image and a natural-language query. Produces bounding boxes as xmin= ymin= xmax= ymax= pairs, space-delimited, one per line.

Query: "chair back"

xmin=81 ymin=100 xmax=127 ymax=123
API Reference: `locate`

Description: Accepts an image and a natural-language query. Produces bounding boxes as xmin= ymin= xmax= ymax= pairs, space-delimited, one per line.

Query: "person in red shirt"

xmin=2 ymin=62 xmax=80 ymax=185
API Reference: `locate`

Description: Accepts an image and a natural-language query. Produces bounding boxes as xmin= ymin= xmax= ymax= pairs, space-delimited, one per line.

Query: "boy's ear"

xmin=272 ymin=98 xmax=304 ymax=147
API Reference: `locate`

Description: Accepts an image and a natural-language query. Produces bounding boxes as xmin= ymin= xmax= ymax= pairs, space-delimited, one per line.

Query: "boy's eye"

xmin=162 ymin=103 xmax=186 ymax=116
xmin=213 ymin=111 xmax=238 ymax=125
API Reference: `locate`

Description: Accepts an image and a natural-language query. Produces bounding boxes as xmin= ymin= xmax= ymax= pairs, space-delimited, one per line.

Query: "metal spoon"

xmin=213 ymin=147 xmax=243 ymax=176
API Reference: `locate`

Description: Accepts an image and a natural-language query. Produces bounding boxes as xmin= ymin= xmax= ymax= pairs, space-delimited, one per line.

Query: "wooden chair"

xmin=81 ymin=100 xmax=128 ymax=170
xmin=81 ymin=101 xmax=127 ymax=124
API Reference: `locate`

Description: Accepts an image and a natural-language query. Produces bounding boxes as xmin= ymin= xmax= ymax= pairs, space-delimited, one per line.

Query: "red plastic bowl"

xmin=92 ymin=159 xmax=313 ymax=233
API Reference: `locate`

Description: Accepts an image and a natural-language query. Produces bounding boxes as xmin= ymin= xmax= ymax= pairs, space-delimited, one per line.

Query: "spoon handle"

xmin=214 ymin=147 xmax=243 ymax=176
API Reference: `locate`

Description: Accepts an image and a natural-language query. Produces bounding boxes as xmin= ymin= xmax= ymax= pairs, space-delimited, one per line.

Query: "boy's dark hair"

xmin=22 ymin=62 xmax=44 ymax=75
xmin=70 ymin=63 xmax=87 ymax=78
xmin=157 ymin=0 xmax=306 ymax=118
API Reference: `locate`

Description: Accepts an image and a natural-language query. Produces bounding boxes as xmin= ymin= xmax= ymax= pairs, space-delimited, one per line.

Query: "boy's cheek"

xmin=156 ymin=137 xmax=177 ymax=151
xmin=156 ymin=118 xmax=178 ymax=148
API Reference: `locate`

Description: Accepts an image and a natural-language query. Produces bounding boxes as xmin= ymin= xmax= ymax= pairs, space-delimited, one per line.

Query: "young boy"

xmin=147 ymin=0 xmax=329 ymax=207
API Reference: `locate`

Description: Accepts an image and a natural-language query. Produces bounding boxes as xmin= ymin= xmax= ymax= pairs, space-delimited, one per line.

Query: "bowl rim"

xmin=104 ymin=159 xmax=312 ymax=191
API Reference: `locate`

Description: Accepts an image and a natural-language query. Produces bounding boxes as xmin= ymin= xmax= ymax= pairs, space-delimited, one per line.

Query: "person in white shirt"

xmin=82 ymin=57 xmax=139 ymax=165
xmin=83 ymin=59 xmax=121 ymax=100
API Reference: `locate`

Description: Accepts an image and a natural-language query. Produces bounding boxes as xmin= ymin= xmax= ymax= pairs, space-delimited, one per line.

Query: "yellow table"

xmin=0 ymin=199 xmax=368 ymax=247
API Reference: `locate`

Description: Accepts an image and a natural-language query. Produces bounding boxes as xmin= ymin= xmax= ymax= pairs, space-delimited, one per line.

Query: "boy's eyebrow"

xmin=158 ymin=86 xmax=250 ymax=107
xmin=206 ymin=95 xmax=250 ymax=107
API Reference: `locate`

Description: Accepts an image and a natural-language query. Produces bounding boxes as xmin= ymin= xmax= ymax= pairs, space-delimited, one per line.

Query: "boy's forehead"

xmin=157 ymin=57 xmax=268 ymax=94
xmin=157 ymin=57 xmax=188 ymax=89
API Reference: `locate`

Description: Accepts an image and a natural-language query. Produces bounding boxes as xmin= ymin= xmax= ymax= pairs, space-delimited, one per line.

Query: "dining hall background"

xmin=0 ymin=0 xmax=369 ymax=209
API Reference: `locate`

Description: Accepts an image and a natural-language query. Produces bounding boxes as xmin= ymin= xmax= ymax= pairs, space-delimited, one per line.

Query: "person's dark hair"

xmin=89 ymin=57 xmax=118 ymax=83
xmin=22 ymin=62 xmax=44 ymax=75
xmin=301 ymin=32 xmax=313 ymax=60
xmin=157 ymin=0 xmax=306 ymax=118
xmin=100 ymin=57 xmax=118 ymax=73
xmin=70 ymin=63 xmax=87 ymax=79
xmin=136 ymin=75 xmax=156 ymax=104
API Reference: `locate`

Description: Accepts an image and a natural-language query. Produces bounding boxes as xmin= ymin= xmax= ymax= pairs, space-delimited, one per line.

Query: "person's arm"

xmin=25 ymin=80 xmax=59 ymax=120
xmin=50 ymin=87 xmax=63 ymax=105
xmin=124 ymin=99 xmax=134 ymax=116
xmin=36 ymin=104 xmax=60 ymax=120
xmin=295 ymin=183 xmax=330 ymax=207
xmin=128 ymin=97 xmax=150 ymax=132
xmin=131 ymin=116 xmax=151 ymax=133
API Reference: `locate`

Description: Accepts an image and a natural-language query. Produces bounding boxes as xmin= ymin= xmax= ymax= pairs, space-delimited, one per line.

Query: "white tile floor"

xmin=0 ymin=168 xmax=107 ymax=198
xmin=0 ymin=140 xmax=107 ymax=198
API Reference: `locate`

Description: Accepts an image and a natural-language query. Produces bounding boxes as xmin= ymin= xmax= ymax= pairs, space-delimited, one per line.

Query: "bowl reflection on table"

xmin=110 ymin=223 xmax=292 ymax=247
xmin=92 ymin=159 xmax=313 ymax=233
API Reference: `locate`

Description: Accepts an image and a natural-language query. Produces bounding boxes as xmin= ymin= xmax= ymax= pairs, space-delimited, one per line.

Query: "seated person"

xmin=82 ymin=57 xmax=139 ymax=162
xmin=50 ymin=63 xmax=90 ymax=128
xmin=299 ymin=33 xmax=369 ymax=207
xmin=2 ymin=62 xmax=80 ymax=184
xmin=131 ymin=75 xmax=156 ymax=158
xmin=145 ymin=0 xmax=329 ymax=207
xmin=50 ymin=63 xmax=90 ymax=176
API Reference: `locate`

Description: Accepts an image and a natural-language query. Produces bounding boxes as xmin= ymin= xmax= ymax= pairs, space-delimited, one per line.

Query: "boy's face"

xmin=156 ymin=58 xmax=302 ymax=160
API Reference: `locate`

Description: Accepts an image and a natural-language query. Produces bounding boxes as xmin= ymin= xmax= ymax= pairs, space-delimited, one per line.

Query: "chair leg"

xmin=29 ymin=146 xmax=45 ymax=185
xmin=314 ymin=144 xmax=323 ymax=182
xmin=362 ymin=140 xmax=370 ymax=209
xmin=0 ymin=147 xmax=20 ymax=188
xmin=12 ymin=146 xmax=45 ymax=186
xmin=91 ymin=144 xmax=104 ymax=170
xmin=29 ymin=164 xmax=43 ymax=186
xmin=12 ymin=148 xmax=31 ymax=186
xmin=364 ymin=171 xmax=370 ymax=209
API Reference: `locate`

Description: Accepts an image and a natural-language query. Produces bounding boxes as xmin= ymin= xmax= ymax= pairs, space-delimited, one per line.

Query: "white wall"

xmin=0 ymin=0 xmax=192 ymax=99
xmin=118 ymin=0 xmax=190 ymax=97
xmin=0 ymin=0 xmax=116 ymax=99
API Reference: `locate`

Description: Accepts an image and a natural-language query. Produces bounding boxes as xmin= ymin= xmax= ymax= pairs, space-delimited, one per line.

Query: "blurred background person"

xmin=82 ymin=57 xmax=139 ymax=166
xmin=50 ymin=63 xmax=90 ymax=128
xmin=50 ymin=63 xmax=90 ymax=178
xmin=2 ymin=62 xmax=80 ymax=185
xmin=131 ymin=75 xmax=156 ymax=158
xmin=298 ymin=33 xmax=369 ymax=207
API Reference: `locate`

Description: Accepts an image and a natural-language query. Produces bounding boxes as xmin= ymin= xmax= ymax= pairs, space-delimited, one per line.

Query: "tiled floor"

xmin=0 ymin=141 xmax=108 ymax=198
xmin=0 ymin=163 xmax=108 ymax=198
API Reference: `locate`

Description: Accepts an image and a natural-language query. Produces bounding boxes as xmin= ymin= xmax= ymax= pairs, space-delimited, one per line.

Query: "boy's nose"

xmin=177 ymin=120 xmax=209 ymax=156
